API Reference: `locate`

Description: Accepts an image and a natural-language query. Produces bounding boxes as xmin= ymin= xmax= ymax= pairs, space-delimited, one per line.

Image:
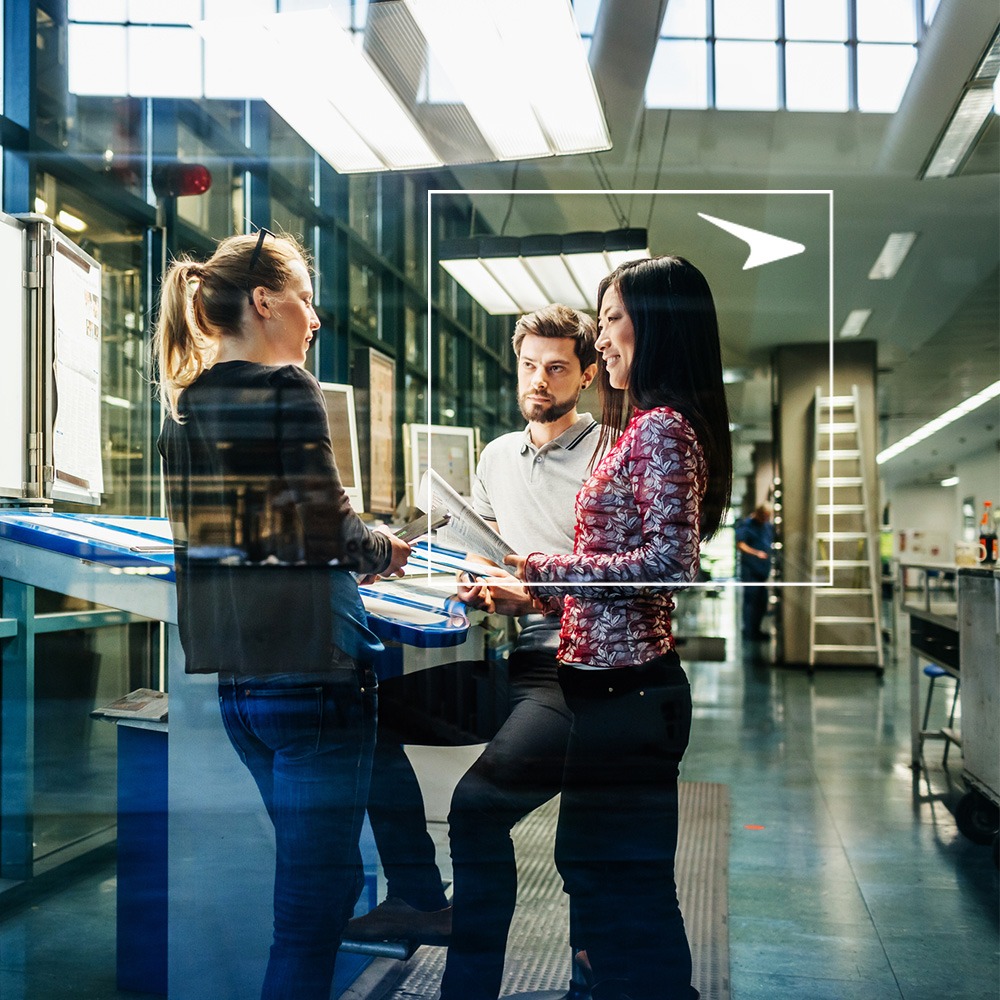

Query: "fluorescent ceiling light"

xmin=923 ymin=30 xmax=1000 ymax=177
xmin=923 ymin=89 xmax=996 ymax=178
xmin=439 ymin=230 xmax=650 ymax=315
xmin=940 ymin=476 xmax=959 ymax=487
xmin=56 ymin=210 xmax=87 ymax=233
xmin=71 ymin=1 xmax=608 ymax=173
xmin=868 ymin=232 xmax=917 ymax=279
xmin=838 ymin=308 xmax=871 ymax=338
xmin=439 ymin=258 xmax=520 ymax=315
xmin=405 ymin=0 xmax=609 ymax=161
xmin=876 ymin=381 xmax=1000 ymax=464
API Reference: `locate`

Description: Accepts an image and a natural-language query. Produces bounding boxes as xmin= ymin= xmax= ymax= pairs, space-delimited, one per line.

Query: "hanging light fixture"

xmin=439 ymin=229 xmax=651 ymax=315
xmin=61 ymin=0 xmax=611 ymax=174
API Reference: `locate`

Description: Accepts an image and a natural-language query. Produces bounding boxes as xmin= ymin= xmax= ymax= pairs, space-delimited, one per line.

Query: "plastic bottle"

xmin=978 ymin=501 xmax=997 ymax=565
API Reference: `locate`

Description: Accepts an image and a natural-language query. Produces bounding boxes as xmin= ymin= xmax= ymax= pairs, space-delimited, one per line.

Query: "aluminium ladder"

xmin=808 ymin=385 xmax=884 ymax=671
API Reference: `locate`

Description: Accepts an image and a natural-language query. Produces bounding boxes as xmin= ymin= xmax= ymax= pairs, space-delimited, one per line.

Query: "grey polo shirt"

xmin=471 ymin=413 xmax=602 ymax=654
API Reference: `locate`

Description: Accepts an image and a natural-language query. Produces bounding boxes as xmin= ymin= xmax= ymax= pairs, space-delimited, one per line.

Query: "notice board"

xmin=0 ymin=213 xmax=103 ymax=505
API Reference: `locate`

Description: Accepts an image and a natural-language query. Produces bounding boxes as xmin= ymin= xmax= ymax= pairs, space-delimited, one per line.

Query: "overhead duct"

xmin=587 ymin=0 xmax=669 ymax=154
xmin=876 ymin=2 xmax=1000 ymax=175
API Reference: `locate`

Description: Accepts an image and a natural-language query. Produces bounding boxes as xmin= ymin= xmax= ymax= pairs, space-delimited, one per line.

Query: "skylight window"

xmin=715 ymin=41 xmax=779 ymax=111
xmin=646 ymin=40 xmax=709 ymax=110
xmin=641 ymin=0 xmax=932 ymax=113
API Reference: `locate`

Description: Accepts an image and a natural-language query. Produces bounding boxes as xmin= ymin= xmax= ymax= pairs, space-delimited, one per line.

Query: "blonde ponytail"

xmin=153 ymin=259 xmax=219 ymax=422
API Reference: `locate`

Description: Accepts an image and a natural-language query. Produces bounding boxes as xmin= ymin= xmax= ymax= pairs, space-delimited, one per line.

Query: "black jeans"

xmin=556 ymin=653 xmax=698 ymax=1000
xmin=437 ymin=649 xmax=574 ymax=1000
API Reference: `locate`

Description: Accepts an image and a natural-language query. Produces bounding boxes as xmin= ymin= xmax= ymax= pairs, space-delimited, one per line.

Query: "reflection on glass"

xmin=856 ymin=0 xmax=917 ymax=43
xmin=33 ymin=616 xmax=155 ymax=864
xmin=646 ymin=39 xmax=709 ymax=109
xmin=405 ymin=304 xmax=426 ymax=367
xmin=127 ymin=26 xmax=202 ymax=98
xmin=715 ymin=41 xmax=779 ymax=111
xmin=857 ymin=43 xmax=918 ymax=113
xmin=350 ymin=259 xmax=379 ymax=335
xmin=67 ymin=0 xmax=128 ymax=20
xmin=349 ymin=175 xmax=379 ymax=246
xmin=270 ymin=112 xmax=316 ymax=200
xmin=37 ymin=13 xmax=146 ymax=199
xmin=661 ymin=0 xmax=706 ymax=38
xmin=176 ymin=120 xmax=241 ymax=235
xmin=270 ymin=200 xmax=308 ymax=250
xmin=785 ymin=43 xmax=849 ymax=112
xmin=784 ymin=0 xmax=848 ymax=41
xmin=36 ymin=173 xmax=150 ymax=515
xmin=571 ymin=0 xmax=602 ymax=35
xmin=404 ymin=372 xmax=426 ymax=423
xmin=713 ymin=0 xmax=777 ymax=41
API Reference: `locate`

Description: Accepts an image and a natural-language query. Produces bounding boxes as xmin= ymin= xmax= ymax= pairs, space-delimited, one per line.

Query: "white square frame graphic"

xmin=425 ymin=188 xmax=836 ymax=591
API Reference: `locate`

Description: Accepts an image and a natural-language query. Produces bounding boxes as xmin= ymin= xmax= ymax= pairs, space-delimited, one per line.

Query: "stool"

xmin=919 ymin=664 xmax=961 ymax=766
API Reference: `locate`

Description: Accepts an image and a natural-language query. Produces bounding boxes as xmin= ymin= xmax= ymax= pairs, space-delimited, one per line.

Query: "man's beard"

xmin=519 ymin=389 xmax=579 ymax=424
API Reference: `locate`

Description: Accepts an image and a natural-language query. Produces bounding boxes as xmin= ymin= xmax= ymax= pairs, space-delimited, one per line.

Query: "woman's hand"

xmin=458 ymin=571 xmax=535 ymax=616
xmin=503 ymin=554 xmax=528 ymax=580
xmin=457 ymin=576 xmax=496 ymax=614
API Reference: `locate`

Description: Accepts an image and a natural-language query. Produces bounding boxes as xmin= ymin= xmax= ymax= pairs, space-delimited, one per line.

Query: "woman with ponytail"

xmin=155 ymin=231 xmax=410 ymax=1000
xmin=506 ymin=256 xmax=732 ymax=1000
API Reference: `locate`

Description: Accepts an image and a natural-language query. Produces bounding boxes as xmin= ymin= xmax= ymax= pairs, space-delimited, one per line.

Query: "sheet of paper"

xmin=52 ymin=240 xmax=104 ymax=497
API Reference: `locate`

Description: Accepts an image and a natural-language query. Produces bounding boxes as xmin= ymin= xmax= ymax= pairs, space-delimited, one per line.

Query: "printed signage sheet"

xmin=52 ymin=239 xmax=104 ymax=499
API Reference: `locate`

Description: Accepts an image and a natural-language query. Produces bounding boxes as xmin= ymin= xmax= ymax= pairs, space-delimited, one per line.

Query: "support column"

xmin=772 ymin=342 xmax=879 ymax=667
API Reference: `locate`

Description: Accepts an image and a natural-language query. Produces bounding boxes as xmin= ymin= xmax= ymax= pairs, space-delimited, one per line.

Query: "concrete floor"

xmin=0 ymin=589 xmax=997 ymax=1000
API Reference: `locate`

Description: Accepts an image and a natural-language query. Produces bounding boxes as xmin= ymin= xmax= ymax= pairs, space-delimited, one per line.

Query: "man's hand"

xmin=457 ymin=571 xmax=536 ymax=616
xmin=373 ymin=525 xmax=411 ymax=579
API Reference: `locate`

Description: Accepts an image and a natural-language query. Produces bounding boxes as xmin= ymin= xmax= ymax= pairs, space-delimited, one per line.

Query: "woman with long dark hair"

xmin=507 ymin=255 xmax=732 ymax=1000
xmin=155 ymin=231 xmax=410 ymax=1000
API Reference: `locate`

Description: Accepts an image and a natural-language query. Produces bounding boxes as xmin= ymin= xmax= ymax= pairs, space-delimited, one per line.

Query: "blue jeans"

xmin=218 ymin=665 xmax=377 ymax=1000
xmin=556 ymin=653 xmax=698 ymax=1000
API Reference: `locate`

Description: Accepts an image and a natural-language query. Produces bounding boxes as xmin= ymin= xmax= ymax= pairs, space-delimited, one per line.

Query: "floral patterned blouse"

xmin=522 ymin=406 xmax=706 ymax=668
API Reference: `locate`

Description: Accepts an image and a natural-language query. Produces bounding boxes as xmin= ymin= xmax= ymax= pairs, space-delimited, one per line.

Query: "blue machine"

xmin=0 ymin=511 xmax=475 ymax=998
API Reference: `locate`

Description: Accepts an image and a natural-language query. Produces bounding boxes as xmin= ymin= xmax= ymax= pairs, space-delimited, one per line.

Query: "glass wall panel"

xmin=713 ymin=0 xmax=777 ymax=41
xmin=784 ymin=0 xmax=848 ymax=41
xmin=857 ymin=43 xmax=918 ymax=113
xmin=175 ymin=118 xmax=243 ymax=236
xmin=856 ymin=0 xmax=918 ymax=43
xmin=404 ymin=302 xmax=426 ymax=368
xmin=715 ymin=41 xmax=779 ymax=110
xmin=786 ymin=43 xmax=850 ymax=112
xmin=662 ymin=0 xmax=707 ymax=37
xmin=33 ymin=610 xmax=156 ymax=864
xmin=404 ymin=371 xmax=427 ymax=424
xmin=349 ymin=257 xmax=380 ymax=336
xmin=36 ymin=8 xmax=147 ymax=200
xmin=35 ymin=174 xmax=152 ymax=515
xmin=349 ymin=175 xmax=379 ymax=247
xmin=647 ymin=40 xmax=709 ymax=109
xmin=270 ymin=112 xmax=316 ymax=202
xmin=269 ymin=198 xmax=308 ymax=249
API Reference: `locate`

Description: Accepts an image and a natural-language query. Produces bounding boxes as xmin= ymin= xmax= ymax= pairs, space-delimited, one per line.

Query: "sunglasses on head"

xmin=248 ymin=227 xmax=276 ymax=274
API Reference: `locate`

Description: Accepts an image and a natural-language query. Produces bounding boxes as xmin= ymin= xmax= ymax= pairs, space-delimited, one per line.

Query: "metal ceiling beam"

xmin=588 ymin=0 xmax=669 ymax=155
xmin=876 ymin=0 xmax=1000 ymax=175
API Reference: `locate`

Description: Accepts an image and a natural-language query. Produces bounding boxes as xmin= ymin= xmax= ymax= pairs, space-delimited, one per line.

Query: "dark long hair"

xmin=594 ymin=255 xmax=733 ymax=540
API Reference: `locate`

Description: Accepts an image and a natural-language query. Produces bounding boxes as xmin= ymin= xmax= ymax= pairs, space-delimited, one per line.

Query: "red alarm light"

xmin=152 ymin=163 xmax=212 ymax=198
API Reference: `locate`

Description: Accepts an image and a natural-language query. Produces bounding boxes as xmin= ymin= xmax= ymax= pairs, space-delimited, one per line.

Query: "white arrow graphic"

xmin=697 ymin=212 xmax=805 ymax=269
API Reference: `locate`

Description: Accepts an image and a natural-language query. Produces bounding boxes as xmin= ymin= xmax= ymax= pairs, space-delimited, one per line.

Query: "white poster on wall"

xmin=52 ymin=238 xmax=105 ymax=499
xmin=0 ymin=215 xmax=26 ymax=498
